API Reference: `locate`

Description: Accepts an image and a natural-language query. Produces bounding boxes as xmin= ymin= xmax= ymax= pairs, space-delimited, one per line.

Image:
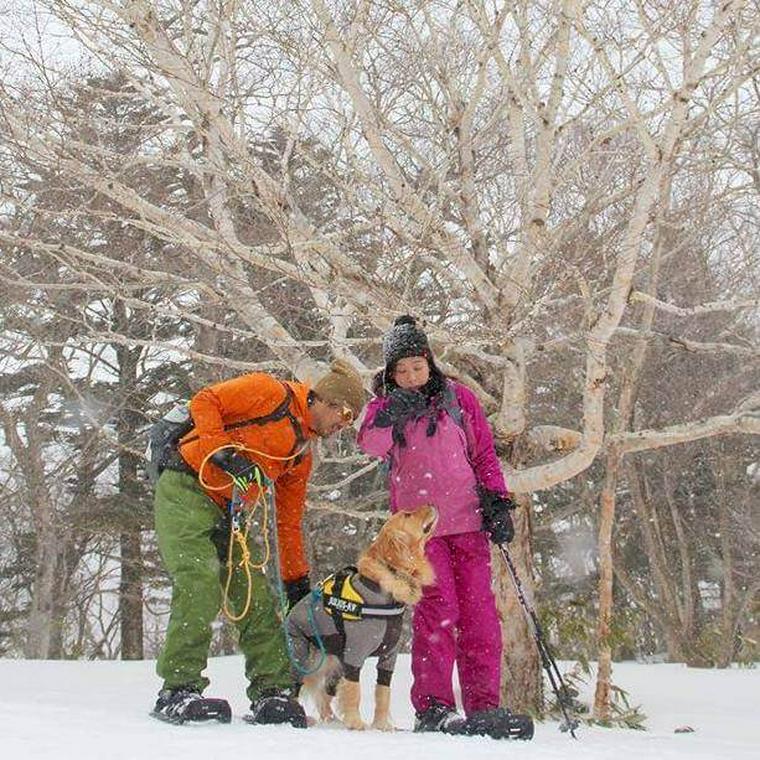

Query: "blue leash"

xmin=283 ymin=589 xmax=328 ymax=677
xmin=258 ymin=480 xmax=328 ymax=677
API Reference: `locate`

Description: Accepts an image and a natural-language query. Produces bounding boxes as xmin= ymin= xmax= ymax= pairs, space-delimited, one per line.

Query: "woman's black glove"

xmin=479 ymin=490 xmax=516 ymax=545
xmin=284 ymin=576 xmax=311 ymax=611
xmin=374 ymin=388 xmax=427 ymax=446
xmin=373 ymin=388 xmax=427 ymax=427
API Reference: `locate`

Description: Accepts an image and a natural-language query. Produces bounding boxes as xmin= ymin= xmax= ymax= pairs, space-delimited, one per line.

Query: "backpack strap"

xmin=277 ymin=386 xmax=309 ymax=461
xmin=440 ymin=380 xmax=464 ymax=429
xmin=180 ymin=382 xmax=306 ymax=463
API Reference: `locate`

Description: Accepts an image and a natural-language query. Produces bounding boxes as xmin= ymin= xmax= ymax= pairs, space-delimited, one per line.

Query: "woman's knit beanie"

xmin=382 ymin=315 xmax=431 ymax=369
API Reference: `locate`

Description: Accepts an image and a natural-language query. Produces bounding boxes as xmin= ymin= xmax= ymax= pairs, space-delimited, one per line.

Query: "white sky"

xmin=0 ymin=1 xmax=92 ymax=80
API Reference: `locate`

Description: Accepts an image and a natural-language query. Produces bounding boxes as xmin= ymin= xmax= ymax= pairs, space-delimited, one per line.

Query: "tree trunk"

xmin=626 ymin=459 xmax=688 ymax=657
xmin=119 ymin=531 xmax=145 ymax=659
xmin=716 ymin=444 xmax=736 ymax=669
xmin=495 ymin=496 xmax=542 ymax=714
xmin=593 ymin=450 xmax=620 ymax=720
xmin=663 ymin=469 xmax=695 ymax=641
xmin=116 ymin=301 xmax=145 ymax=660
xmin=25 ymin=532 xmax=58 ymax=659
xmin=4 ymin=395 xmax=62 ymax=660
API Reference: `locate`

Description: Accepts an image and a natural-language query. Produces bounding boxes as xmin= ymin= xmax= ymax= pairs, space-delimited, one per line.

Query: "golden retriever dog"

xmin=286 ymin=505 xmax=437 ymax=731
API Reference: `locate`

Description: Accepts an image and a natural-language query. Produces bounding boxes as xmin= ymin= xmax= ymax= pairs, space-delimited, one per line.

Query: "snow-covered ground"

xmin=1 ymin=654 xmax=757 ymax=760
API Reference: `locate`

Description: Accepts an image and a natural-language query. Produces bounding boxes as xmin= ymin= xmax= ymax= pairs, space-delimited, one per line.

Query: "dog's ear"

xmin=372 ymin=519 xmax=411 ymax=568
xmin=363 ymin=523 xmax=391 ymax=563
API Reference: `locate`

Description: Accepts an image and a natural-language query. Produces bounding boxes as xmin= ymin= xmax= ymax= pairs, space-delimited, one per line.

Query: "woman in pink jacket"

xmin=358 ymin=316 xmax=531 ymax=740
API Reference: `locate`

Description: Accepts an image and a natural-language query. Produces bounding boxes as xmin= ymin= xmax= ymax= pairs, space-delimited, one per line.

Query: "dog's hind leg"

xmin=371 ymin=684 xmax=395 ymax=731
xmin=316 ymin=661 xmax=342 ymax=721
xmin=337 ymin=679 xmax=366 ymax=730
xmin=302 ymin=654 xmax=341 ymax=723
xmin=316 ymin=689 xmax=335 ymax=722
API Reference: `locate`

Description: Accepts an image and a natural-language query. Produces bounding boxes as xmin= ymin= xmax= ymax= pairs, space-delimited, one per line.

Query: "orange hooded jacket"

xmin=178 ymin=372 xmax=315 ymax=582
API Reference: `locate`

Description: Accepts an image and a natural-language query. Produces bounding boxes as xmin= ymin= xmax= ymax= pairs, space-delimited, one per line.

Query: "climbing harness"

xmin=197 ymin=442 xmax=331 ymax=677
xmin=197 ymin=441 xmax=306 ymax=622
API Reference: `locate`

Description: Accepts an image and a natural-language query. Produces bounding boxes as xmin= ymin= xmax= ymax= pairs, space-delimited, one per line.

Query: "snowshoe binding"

xmin=151 ymin=686 xmax=232 ymax=725
xmin=244 ymin=688 xmax=307 ymax=729
xmin=414 ymin=699 xmax=467 ymax=735
xmin=462 ymin=707 xmax=534 ymax=740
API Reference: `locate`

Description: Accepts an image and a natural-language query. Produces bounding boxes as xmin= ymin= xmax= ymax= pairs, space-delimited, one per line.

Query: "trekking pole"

xmin=498 ymin=544 xmax=580 ymax=738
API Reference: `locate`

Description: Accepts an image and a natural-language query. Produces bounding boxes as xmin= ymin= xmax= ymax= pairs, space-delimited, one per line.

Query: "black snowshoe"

xmin=243 ymin=688 xmax=307 ymax=729
xmin=151 ymin=686 xmax=232 ymax=725
xmin=414 ymin=699 xmax=467 ymax=734
xmin=462 ymin=707 xmax=534 ymax=740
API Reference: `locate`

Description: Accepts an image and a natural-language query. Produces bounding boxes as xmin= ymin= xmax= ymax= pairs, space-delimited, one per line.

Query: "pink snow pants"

xmin=411 ymin=531 xmax=502 ymax=716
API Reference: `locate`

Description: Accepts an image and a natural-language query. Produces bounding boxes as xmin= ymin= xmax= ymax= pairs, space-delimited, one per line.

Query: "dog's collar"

xmin=376 ymin=560 xmax=420 ymax=591
xmin=355 ymin=574 xmax=407 ymax=610
xmin=356 ymin=574 xmax=383 ymax=594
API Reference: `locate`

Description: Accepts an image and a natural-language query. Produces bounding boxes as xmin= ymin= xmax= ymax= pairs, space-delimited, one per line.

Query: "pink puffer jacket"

xmin=358 ymin=380 xmax=508 ymax=537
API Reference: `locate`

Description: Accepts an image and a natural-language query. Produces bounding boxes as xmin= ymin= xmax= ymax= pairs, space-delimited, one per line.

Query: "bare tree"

xmin=0 ymin=0 xmax=758 ymax=714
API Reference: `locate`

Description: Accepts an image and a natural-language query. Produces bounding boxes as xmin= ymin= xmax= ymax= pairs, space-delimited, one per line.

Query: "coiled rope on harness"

xmin=196 ymin=442 xmax=326 ymax=675
xmin=198 ymin=443 xmax=303 ymax=621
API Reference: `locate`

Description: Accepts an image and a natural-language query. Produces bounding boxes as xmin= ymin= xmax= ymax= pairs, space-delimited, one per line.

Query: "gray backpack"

xmin=144 ymin=404 xmax=193 ymax=485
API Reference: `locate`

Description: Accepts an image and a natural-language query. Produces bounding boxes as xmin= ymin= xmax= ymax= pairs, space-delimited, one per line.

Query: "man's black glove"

xmin=479 ymin=490 xmax=516 ymax=545
xmin=210 ymin=449 xmax=264 ymax=492
xmin=284 ymin=576 xmax=311 ymax=611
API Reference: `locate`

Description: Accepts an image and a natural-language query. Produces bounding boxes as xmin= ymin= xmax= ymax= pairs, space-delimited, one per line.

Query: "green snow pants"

xmin=154 ymin=469 xmax=291 ymax=703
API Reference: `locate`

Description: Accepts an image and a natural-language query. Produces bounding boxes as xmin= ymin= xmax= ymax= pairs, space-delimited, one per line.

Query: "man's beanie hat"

xmin=313 ymin=359 xmax=365 ymax=419
xmin=382 ymin=315 xmax=431 ymax=368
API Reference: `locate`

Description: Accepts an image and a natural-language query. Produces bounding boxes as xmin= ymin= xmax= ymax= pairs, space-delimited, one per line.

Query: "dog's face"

xmin=366 ymin=505 xmax=437 ymax=587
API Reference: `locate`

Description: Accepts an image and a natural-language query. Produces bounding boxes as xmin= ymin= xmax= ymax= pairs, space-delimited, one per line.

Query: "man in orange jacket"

xmin=151 ymin=360 xmax=365 ymax=726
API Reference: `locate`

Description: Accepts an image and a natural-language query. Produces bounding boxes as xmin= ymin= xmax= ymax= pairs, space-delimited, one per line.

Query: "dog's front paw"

xmin=341 ymin=713 xmax=368 ymax=731
xmin=371 ymin=718 xmax=396 ymax=732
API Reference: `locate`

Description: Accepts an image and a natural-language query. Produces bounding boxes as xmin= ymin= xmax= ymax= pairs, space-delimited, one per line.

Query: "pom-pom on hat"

xmin=382 ymin=315 xmax=431 ymax=368
xmin=313 ymin=359 xmax=366 ymax=420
